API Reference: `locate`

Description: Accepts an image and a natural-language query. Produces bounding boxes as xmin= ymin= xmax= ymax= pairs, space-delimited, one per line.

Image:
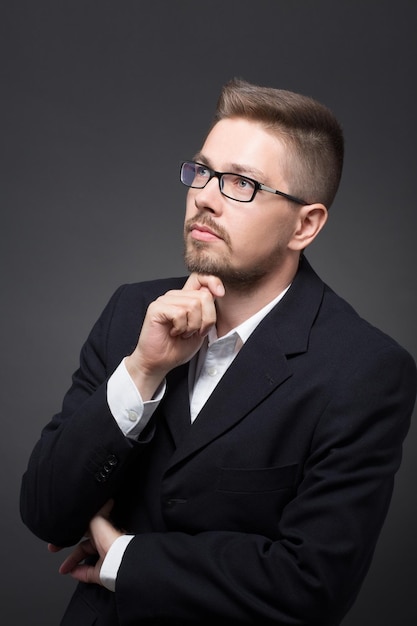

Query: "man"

xmin=21 ymin=79 xmax=416 ymax=625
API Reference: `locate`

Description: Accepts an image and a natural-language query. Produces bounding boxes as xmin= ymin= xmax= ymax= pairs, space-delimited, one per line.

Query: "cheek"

xmin=264 ymin=212 xmax=297 ymax=243
xmin=234 ymin=216 xmax=279 ymax=246
xmin=233 ymin=213 xmax=296 ymax=256
xmin=184 ymin=191 xmax=196 ymax=220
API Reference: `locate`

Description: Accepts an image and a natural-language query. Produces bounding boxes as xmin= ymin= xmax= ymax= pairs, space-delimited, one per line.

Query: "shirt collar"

xmin=208 ymin=284 xmax=291 ymax=347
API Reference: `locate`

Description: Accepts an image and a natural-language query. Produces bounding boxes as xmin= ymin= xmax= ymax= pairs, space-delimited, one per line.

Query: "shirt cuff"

xmin=100 ymin=534 xmax=135 ymax=592
xmin=107 ymin=358 xmax=165 ymax=438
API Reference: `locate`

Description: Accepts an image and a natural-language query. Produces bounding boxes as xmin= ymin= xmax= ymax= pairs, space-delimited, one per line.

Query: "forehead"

xmin=200 ymin=118 xmax=287 ymax=179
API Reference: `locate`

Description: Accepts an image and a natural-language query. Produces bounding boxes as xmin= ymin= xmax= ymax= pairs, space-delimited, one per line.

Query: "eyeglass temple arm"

xmin=259 ymin=183 xmax=307 ymax=205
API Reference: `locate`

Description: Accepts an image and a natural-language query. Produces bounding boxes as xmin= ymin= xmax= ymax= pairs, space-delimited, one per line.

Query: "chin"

xmin=184 ymin=250 xmax=267 ymax=290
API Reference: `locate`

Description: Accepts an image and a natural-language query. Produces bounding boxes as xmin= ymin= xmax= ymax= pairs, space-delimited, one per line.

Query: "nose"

xmin=193 ymin=177 xmax=223 ymax=214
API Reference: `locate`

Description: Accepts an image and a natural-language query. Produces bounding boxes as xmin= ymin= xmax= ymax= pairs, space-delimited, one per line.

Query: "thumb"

xmin=97 ymin=499 xmax=114 ymax=519
xmin=88 ymin=498 xmax=114 ymax=540
xmin=90 ymin=500 xmax=121 ymax=555
xmin=183 ymin=273 xmax=225 ymax=298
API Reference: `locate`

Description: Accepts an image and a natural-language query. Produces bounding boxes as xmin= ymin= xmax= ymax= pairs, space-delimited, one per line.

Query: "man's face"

xmin=183 ymin=117 xmax=302 ymax=290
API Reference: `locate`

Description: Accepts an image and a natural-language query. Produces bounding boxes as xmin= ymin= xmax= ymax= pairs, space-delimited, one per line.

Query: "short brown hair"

xmin=213 ymin=79 xmax=344 ymax=209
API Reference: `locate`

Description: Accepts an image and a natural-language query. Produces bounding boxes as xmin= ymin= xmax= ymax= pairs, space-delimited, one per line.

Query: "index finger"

xmin=183 ymin=273 xmax=225 ymax=298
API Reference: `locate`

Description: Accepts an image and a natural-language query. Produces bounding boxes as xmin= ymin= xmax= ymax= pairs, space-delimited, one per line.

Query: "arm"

xmin=120 ymin=346 xmax=416 ymax=624
xmin=20 ymin=274 xmax=224 ymax=546
xmin=20 ymin=284 xmax=140 ymax=545
xmin=22 ymin=271 xmax=416 ymax=623
xmin=58 ymin=341 xmax=417 ymax=625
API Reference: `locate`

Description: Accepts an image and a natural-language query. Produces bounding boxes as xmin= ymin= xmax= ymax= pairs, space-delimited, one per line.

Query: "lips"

xmin=189 ymin=223 xmax=223 ymax=242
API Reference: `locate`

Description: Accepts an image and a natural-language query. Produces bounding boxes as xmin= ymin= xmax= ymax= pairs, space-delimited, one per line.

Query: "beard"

xmin=184 ymin=241 xmax=270 ymax=290
xmin=183 ymin=215 xmax=281 ymax=292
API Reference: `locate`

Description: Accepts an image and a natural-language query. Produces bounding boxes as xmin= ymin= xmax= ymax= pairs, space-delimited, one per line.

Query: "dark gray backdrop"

xmin=1 ymin=1 xmax=416 ymax=624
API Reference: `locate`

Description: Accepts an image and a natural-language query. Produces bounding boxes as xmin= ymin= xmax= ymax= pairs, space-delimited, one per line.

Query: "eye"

xmin=237 ymin=177 xmax=251 ymax=189
xmin=229 ymin=175 xmax=254 ymax=191
xmin=196 ymin=165 xmax=209 ymax=177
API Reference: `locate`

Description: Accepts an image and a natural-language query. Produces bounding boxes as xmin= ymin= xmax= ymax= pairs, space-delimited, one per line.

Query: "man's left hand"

xmin=49 ymin=501 xmax=122 ymax=586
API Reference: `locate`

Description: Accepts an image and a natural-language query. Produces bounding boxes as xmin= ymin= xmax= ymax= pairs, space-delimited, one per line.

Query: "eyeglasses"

xmin=180 ymin=160 xmax=307 ymax=205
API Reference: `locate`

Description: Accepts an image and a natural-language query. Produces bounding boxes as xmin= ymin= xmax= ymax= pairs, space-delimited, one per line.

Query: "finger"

xmin=162 ymin=289 xmax=219 ymax=338
xmin=183 ymin=273 xmax=225 ymax=298
xmin=58 ymin=539 xmax=97 ymax=575
xmin=96 ymin=498 xmax=114 ymax=519
xmin=90 ymin=510 xmax=123 ymax=555
xmin=150 ymin=301 xmax=197 ymax=337
xmin=168 ymin=295 xmax=216 ymax=339
xmin=149 ymin=296 xmax=208 ymax=338
xmin=184 ymin=291 xmax=217 ymax=338
xmin=48 ymin=544 xmax=63 ymax=553
xmin=65 ymin=562 xmax=100 ymax=585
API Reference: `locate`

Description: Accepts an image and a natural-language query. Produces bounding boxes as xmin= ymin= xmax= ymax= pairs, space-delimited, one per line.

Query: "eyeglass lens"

xmin=181 ymin=162 xmax=256 ymax=202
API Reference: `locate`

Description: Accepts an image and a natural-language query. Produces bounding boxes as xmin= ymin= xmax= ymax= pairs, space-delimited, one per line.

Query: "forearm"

xmin=114 ymin=348 xmax=416 ymax=625
xmin=20 ymin=383 xmax=136 ymax=546
xmin=115 ymin=529 xmax=355 ymax=625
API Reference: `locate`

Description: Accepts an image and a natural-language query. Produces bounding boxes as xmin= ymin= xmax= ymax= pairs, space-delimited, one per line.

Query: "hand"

xmin=49 ymin=501 xmax=122 ymax=586
xmin=125 ymin=273 xmax=225 ymax=400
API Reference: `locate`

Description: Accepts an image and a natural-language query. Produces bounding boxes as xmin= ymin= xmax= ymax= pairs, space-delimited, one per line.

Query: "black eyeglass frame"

xmin=180 ymin=160 xmax=307 ymax=205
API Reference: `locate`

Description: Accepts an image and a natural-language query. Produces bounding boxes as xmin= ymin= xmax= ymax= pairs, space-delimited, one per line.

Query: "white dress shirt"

xmin=101 ymin=285 xmax=289 ymax=591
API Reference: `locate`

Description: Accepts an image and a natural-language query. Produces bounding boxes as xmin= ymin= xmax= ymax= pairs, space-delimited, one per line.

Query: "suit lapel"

xmin=166 ymin=323 xmax=292 ymax=470
xmin=162 ymin=257 xmax=325 ymax=471
xmin=161 ymin=363 xmax=191 ymax=446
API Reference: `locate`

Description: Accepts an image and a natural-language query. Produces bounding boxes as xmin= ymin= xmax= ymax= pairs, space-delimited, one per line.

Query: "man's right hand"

xmin=125 ymin=274 xmax=225 ymax=400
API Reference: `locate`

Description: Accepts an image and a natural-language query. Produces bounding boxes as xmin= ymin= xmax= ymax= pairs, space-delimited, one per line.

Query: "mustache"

xmin=184 ymin=214 xmax=231 ymax=246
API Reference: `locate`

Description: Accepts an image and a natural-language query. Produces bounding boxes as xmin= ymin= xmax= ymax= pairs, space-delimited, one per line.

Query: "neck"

xmin=214 ymin=258 xmax=300 ymax=337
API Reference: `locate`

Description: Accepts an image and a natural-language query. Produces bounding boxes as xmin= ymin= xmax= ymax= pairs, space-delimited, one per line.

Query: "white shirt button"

xmin=127 ymin=409 xmax=138 ymax=422
xmin=207 ymin=367 xmax=218 ymax=377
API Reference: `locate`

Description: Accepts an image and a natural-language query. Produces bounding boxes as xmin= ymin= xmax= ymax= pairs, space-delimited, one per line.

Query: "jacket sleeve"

xmin=113 ymin=342 xmax=416 ymax=625
xmin=20 ymin=278 xmax=417 ymax=625
xmin=19 ymin=285 xmax=152 ymax=546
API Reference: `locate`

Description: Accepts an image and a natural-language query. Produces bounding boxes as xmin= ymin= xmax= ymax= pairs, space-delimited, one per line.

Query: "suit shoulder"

xmin=109 ymin=276 xmax=188 ymax=308
xmin=320 ymin=282 xmax=415 ymax=369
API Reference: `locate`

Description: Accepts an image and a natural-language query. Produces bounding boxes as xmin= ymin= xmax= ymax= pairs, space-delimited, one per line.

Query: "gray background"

xmin=1 ymin=1 xmax=416 ymax=624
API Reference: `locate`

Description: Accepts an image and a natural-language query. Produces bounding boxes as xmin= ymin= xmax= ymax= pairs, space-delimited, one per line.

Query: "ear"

xmin=288 ymin=203 xmax=328 ymax=251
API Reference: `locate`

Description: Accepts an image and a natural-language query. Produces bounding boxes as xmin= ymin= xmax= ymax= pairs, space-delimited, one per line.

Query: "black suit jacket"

xmin=20 ymin=257 xmax=417 ymax=625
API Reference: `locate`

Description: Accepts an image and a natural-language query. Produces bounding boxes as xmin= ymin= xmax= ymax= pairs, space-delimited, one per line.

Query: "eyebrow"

xmin=193 ymin=152 xmax=268 ymax=183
